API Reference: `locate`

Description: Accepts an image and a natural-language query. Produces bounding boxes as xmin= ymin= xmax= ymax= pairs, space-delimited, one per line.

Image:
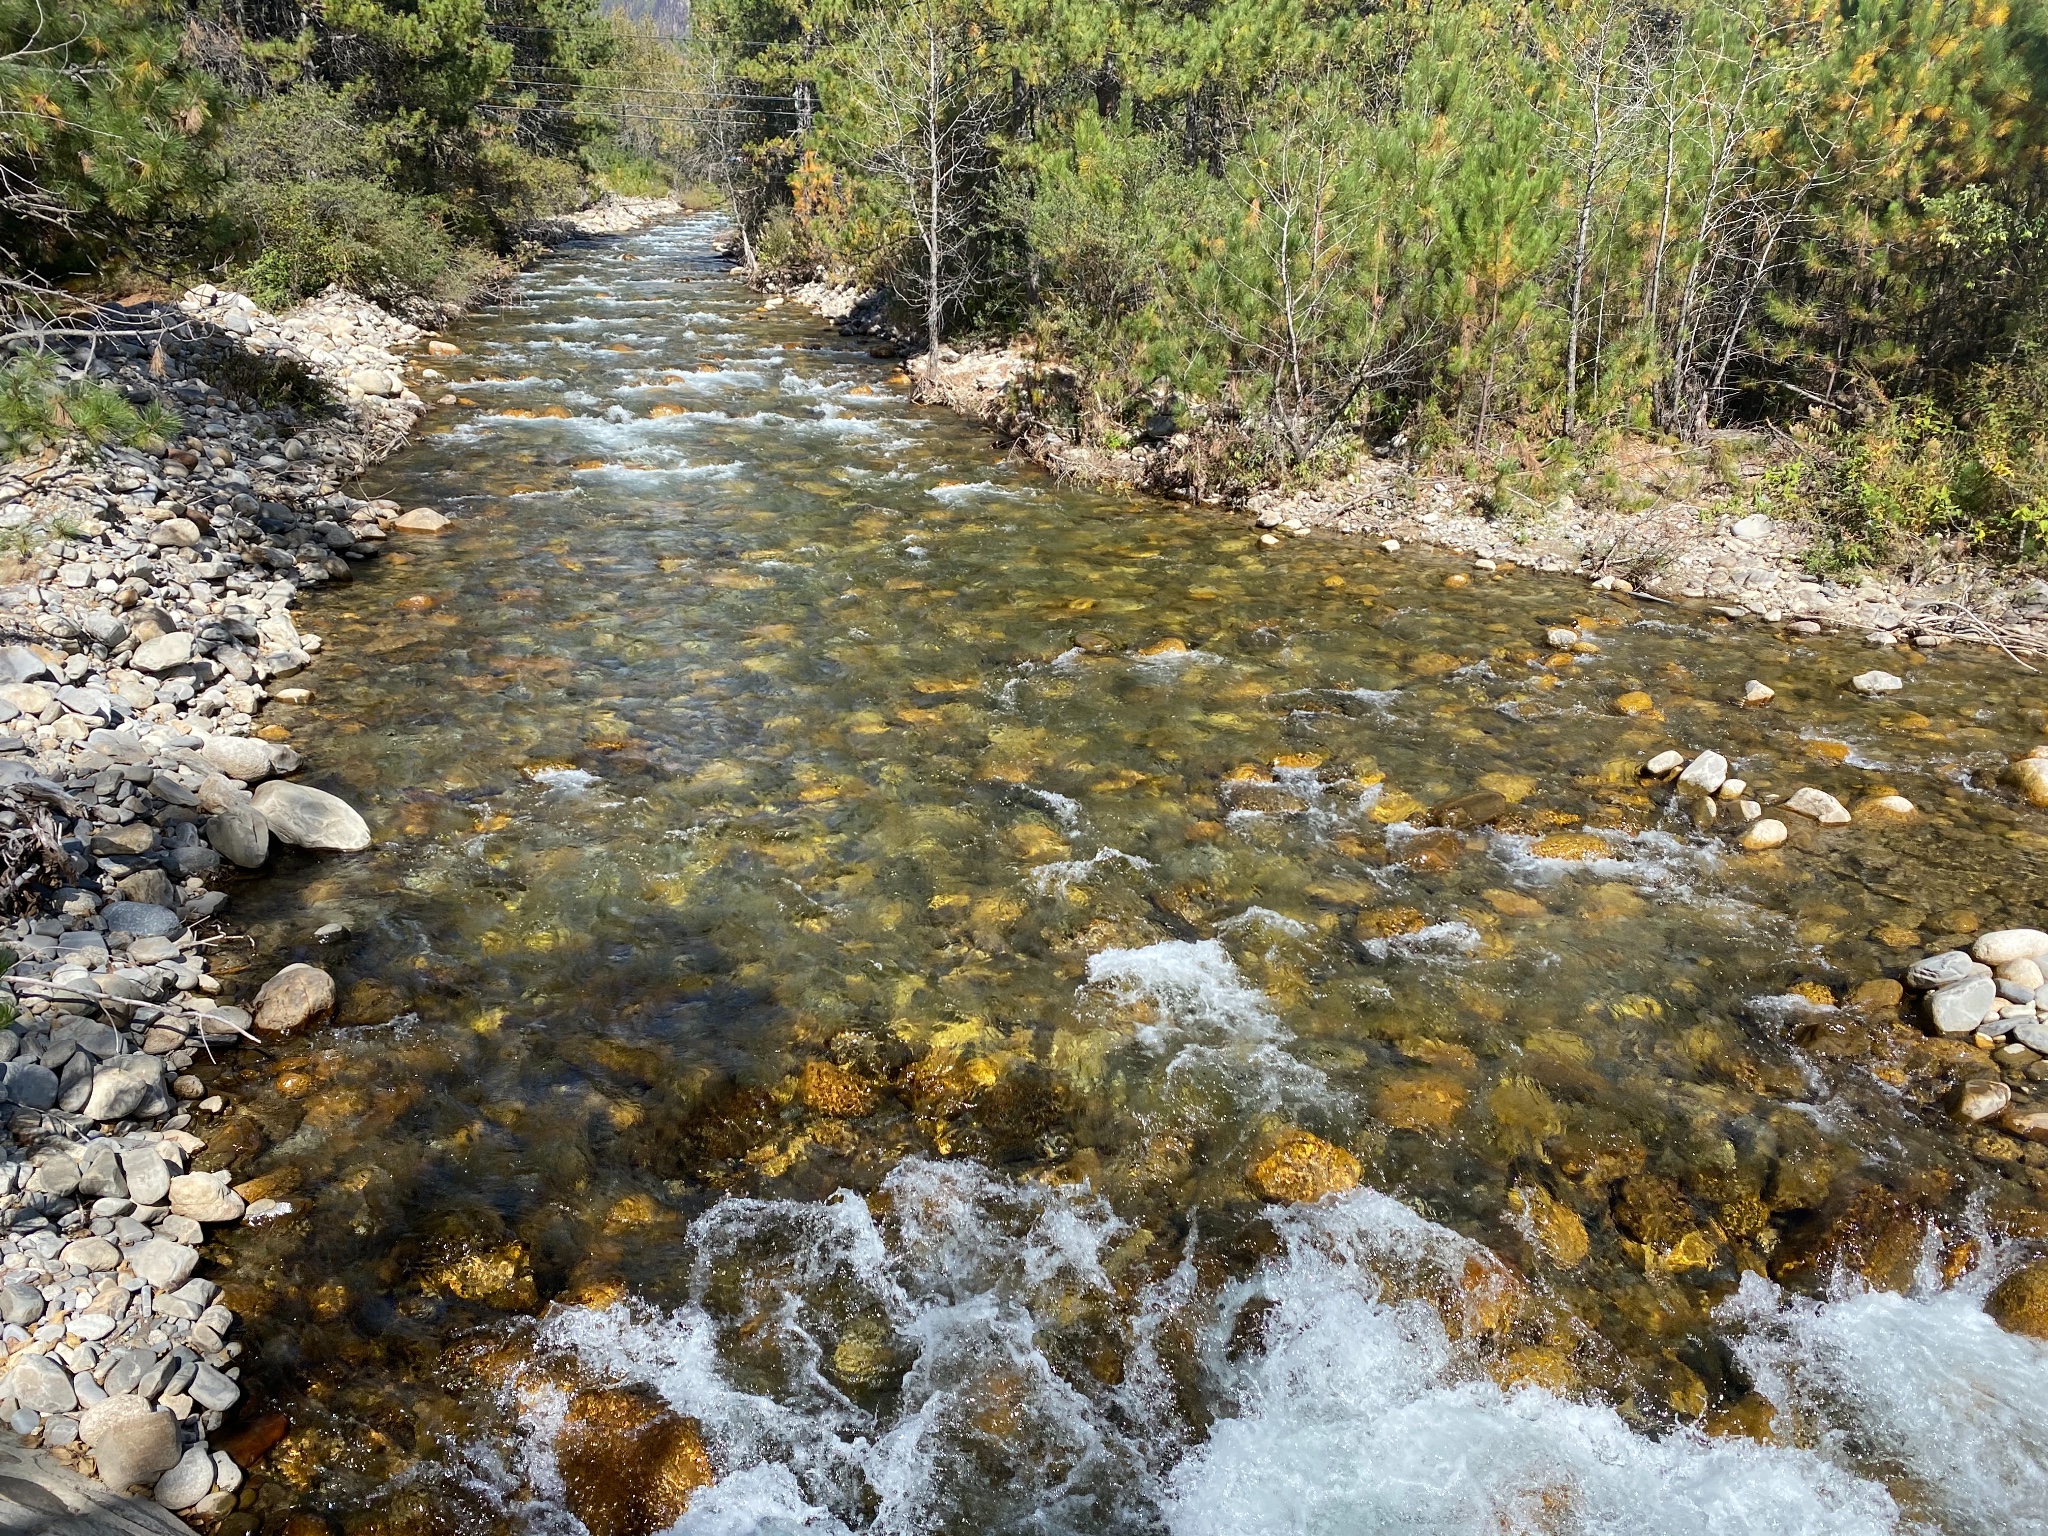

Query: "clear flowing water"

xmin=189 ymin=217 xmax=2048 ymax=1536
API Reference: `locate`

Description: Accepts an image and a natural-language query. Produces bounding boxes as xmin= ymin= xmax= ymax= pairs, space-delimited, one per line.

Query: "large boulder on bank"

xmin=79 ymin=1394 xmax=182 ymax=1492
xmin=251 ymin=781 xmax=370 ymax=852
xmin=0 ymin=646 xmax=51 ymax=683
xmin=154 ymin=1442 xmax=218 ymax=1510
xmin=205 ymin=804 xmax=270 ymax=868
xmin=6 ymin=1352 xmax=75 ymax=1413
xmin=102 ymin=900 xmax=181 ymax=939
xmin=84 ymin=1052 xmax=170 ymax=1122
xmin=131 ymin=632 xmax=194 ymax=674
xmin=198 ymin=734 xmax=277 ymax=783
xmin=168 ymin=1170 xmax=245 ymax=1224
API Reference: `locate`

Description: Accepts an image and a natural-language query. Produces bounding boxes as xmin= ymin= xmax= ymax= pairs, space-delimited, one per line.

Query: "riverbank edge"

xmin=767 ymin=276 xmax=2048 ymax=668
xmin=0 ymin=194 xmax=682 ymax=1523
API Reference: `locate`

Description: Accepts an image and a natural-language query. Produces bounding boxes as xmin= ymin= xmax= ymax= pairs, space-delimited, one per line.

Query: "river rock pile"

xmin=1637 ymin=738 xmax=1905 ymax=851
xmin=1903 ymin=929 xmax=2048 ymax=1141
xmin=0 ymin=276 xmax=438 ymax=1512
xmin=177 ymin=286 xmax=428 ymax=409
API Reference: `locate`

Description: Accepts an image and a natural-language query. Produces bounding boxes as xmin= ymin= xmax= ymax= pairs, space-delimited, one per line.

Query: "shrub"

xmin=216 ymin=85 xmax=479 ymax=308
xmin=588 ymin=149 xmax=673 ymax=199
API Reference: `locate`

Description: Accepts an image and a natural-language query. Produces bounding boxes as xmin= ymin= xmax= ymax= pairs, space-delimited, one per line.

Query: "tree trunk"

xmin=925 ymin=28 xmax=943 ymax=388
xmin=1564 ymin=67 xmax=1605 ymax=437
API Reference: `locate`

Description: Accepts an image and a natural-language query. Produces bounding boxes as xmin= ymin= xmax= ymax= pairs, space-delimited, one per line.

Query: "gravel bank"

xmin=0 ymin=195 xmax=676 ymax=1520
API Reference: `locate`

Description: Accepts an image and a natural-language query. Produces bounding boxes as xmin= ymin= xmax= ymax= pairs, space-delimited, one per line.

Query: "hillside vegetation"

xmin=0 ymin=0 xmax=682 ymax=317
xmin=692 ymin=0 xmax=2048 ymax=566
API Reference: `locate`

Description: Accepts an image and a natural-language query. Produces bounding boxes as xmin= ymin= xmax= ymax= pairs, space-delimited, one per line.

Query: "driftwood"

xmin=1907 ymin=600 xmax=2047 ymax=674
xmin=0 ymin=778 xmax=81 ymax=917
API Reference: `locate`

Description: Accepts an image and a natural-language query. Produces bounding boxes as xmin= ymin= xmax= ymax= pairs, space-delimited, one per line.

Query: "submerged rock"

xmin=554 ymin=1385 xmax=715 ymax=1536
xmin=1985 ymin=1262 xmax=2048 ymax=1339
xmin=1247 ymin=1130 xmax=1361 ymax=1203
xmin=1507 ymin=1183 xmax=1588 ymax=1268
xmin=1428 ymin=789 xmax=1508 ymax=829
xmin=797 ymin=1059 xmax=878 ymax=1118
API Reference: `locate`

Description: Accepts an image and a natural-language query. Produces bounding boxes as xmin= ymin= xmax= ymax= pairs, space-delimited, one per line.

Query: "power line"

xmin=482 ymin=19 xmax=815 ymax=49
xmin=501 ymin=71 xmax=802 ymax=105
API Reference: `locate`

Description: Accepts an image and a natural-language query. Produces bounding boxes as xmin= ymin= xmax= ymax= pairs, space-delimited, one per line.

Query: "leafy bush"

xmin=189 ymin=345 xmax=331 ymax=415
xmin=588 ymin=150 xmax=673 ymax=199
xmin=473 ymin=136 xmax=586 ymax=230
xmin=1796 ymin=351 xmax=2048 ymax=569
xmin=216 ymin=85 xmax=485 ymax=308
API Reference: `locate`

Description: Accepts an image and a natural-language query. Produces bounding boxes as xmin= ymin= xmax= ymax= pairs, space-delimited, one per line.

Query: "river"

xmin=192 ymin=215 xmax=2047 ymax=1535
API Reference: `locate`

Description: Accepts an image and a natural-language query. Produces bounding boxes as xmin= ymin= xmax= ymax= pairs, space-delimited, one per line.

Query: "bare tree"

xmin=1198 ymin=111 xmax=1436 ymax=463
xmin=1548 ymin=5 xmax=1652 ymax=436
xmin=843 ymin=0 xmax=998 ymax=388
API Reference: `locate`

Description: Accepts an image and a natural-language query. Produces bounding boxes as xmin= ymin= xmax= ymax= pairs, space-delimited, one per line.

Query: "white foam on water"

xmin=1355 ymin=919 xmax=1485 ymax=964
xmin=1269 ymin=686 xmax=1402 ymax=716
xmin=1722 ymin=1270 xmax=2048 ymax=1536
xmin=668 ymin=367 xmax=769 ymax=390
xmin=569 ymin=460 xmax=746 ymax=482
xmin=1214 ymin=906 xmax=1311 ymax=940
xmin=499 ymin=1172 xmax=1990 ymax=1536
xmin=926 ymin=480 xmax=1024 ymax=503
xmin=1492 ymin=827 xmax=1704 ymax=887
xmin=527 ymin=767 xmax=598 ymax=794
xmin=1082 ymin=939 xmax=1288 ymax=1047
xmin=1164 ymin=1193 xmax=1906 ymax=1536
xmin=777 ymin=373 xmax=865 ymax=400
xmin=510 ymin=1162 xmax=1152 ymax=1536
xmin=1745 ymin=993 xmax=1836 ymax=1027
xmin=1130 ymin=646 xmax=1215 ymax=680
xmin=1024 ymin=787 xmax=1084 ymax=831
xmin=1081 ymin=938 xmax=1331 ymax=1118
xmin=1028 ymin=846 xmax=1152 ymax=895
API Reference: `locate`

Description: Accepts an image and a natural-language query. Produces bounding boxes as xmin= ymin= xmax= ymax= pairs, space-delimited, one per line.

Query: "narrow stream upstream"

xmin=191 ymin=216 xmax=2046 ymax=1535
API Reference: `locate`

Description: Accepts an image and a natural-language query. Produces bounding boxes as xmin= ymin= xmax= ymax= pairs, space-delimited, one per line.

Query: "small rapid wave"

xmin=1080 ymin=938 xmax=1332 ymax=1119
xmin=492 ymin=1167 xmax=2046 ymax=1536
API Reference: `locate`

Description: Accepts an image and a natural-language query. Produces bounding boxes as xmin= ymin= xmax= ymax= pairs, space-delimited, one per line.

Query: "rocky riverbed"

xmin=0 ymin=196 xmax=678 ymax=1519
